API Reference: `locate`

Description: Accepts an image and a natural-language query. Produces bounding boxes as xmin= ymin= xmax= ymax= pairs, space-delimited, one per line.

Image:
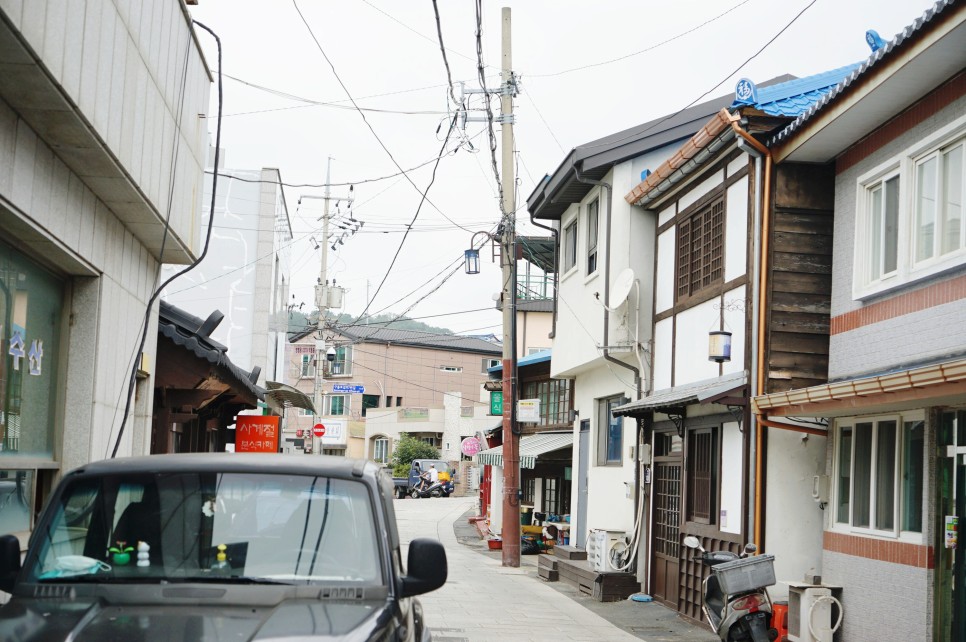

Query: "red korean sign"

xmin=312 ymin=423 xmax=326 ymax=437
xmin=235 ymin=416 xmax=280 ymax=453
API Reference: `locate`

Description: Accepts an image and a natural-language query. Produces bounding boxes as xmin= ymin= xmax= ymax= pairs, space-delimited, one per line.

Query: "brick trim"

xmin=836 ymin=71 xmax=966 ymax=174
xmin=824 ymin=531 xmax=933 ymax=568
xmin=831 ymin=273 xmax=966 ymax=334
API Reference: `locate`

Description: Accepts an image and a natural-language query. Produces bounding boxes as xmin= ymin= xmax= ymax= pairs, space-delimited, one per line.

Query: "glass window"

xmin=361 ymin=395 xmax=379 ymax=417
xmin=563 ymin=219 xmax=577 ymax=272
xmin=868 ymin=175 xmax=900 ymax=281
xmin=325 ymin=346 xmax=351 ymax=376
xmin=901 ymin=420 xmax=924 ymax=532
xmin=586 ymin=199 xmax=599 ymax=275
xmin=835 ymin=416 xmax=922 ymax=535
xmin=915 ymin=141 xmax=965 ymax=262
xmin=0 ymin=470 xmax=33 ymax=533
xmin=373 ymin=438 xmax=389 ymax=464
xmin=327 ymin=395 xmax=347 ymax=416
xmin=300 ymin=354 xmax=313 ymax=378
xmin=597 ymin=396 xmax=623 ymax=465
xmin=27 ymin=472 xmax=383 ymax=585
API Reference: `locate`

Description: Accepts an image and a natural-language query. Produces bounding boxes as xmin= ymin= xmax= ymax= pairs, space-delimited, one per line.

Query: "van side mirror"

xmin=0 ymin=534 xmax=22 ymax=593
xmin=401 ymin=538 xmax=447 ymax=597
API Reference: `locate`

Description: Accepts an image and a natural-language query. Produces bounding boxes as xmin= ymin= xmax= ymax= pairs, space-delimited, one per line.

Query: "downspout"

xmin=529 ymin=211 xmax=559 ymax=338
xmin=573 ymin=160 xmax=645 ymax=574
xmin=729 ymin=119 xmax=771 ymax=551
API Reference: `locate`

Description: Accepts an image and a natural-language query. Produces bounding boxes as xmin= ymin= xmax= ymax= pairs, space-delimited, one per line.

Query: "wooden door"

xmin=651 ymin=458 xmax=682 ymax=608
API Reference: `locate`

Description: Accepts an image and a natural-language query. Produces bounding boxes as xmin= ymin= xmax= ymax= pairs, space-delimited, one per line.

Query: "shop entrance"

xmin=940 ymin=410 xmax=966 ymax=641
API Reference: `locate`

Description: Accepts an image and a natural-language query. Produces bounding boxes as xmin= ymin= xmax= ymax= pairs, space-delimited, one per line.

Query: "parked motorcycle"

xmin=682 ymin=536 xmax=778 ymax=642
xmin=410 ymin=479 xmax=453 ymax=498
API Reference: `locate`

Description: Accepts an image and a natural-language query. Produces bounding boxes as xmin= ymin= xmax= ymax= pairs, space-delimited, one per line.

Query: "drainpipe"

xmin=730 ymin=119 xmax=771 ymax=551
xmin=573 ymin=160 xmax=645 ymax=573
xmin=529 ymin=211 xmax=559 ymax=338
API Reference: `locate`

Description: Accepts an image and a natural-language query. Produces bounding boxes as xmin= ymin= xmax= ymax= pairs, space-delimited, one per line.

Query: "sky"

xmin=184 ymin=0 xmax=938 ymax=339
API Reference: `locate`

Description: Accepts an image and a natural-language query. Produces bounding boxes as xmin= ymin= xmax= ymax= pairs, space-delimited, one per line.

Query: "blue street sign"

xmin=331 ymin=383 xmax=365 ymax=394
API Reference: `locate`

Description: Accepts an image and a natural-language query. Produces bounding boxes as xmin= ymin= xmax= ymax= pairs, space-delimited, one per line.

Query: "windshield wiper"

xmin=179 ymin=576 xmax=293 ymax=585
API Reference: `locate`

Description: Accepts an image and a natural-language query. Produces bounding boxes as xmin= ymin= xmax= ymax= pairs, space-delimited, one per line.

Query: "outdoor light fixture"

xmin=709 ymin=330 xmax=732 ymax=363
xmin=464 ymin=248 xmax=481 ymax=274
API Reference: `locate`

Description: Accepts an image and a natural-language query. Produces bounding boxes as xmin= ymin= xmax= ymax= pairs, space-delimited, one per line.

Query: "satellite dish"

xmin=611 ymin=268 xmax=636 ymax=307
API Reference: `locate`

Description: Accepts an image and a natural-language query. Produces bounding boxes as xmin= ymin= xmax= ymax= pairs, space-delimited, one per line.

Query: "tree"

xmin=391 ymin=433 xmax=440 ymax=477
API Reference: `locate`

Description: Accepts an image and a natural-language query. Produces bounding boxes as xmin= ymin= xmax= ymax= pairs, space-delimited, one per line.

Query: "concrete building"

xmin=753 ymin=3 xmax=966 ymax=640
xmin=0 ymin=2 xmax=210 ymax=537
xmin=286 ymin=325 xmax=501 ymax=461
xmin=161 ymin=159 xmax=294 ymax=391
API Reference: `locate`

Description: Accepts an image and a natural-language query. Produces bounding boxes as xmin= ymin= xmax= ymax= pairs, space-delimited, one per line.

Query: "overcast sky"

xmin=184 ymin=0 xmax=938 ymax=338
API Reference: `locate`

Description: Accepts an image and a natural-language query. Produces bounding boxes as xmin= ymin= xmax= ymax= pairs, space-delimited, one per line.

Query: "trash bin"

xmin=520 ymin=507 xmax=532 ymax=526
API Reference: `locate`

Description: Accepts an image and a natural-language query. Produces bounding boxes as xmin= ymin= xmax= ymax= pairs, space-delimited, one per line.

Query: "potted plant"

xmin=108 ymin=541 xmax=134 ymax=566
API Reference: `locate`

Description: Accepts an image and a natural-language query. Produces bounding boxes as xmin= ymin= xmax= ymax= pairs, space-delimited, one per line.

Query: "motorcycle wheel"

xmin=411 ymin=489 xmax=421 ymax=499
xmin=430 ymin=489 xmax=442 ymax=498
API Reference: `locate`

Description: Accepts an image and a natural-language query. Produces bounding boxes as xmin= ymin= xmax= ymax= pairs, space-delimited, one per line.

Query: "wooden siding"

xmin=766 ymin=163 xmax=835 ymax=393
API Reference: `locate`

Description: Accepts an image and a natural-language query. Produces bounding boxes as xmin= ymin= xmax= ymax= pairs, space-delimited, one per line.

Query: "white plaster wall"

xmin=722 ymin=284 xmax=747 ymax=376
xmin=764 ymin=428 xmax=827 ymax=600
xmin=654 ymin=228 xmax=675 ymax=314
xmin=727 ymin=155 xmax=748 ymax=179
xmin=653 ymin=317 xmax=673 ymax=391
xmin=570 ymin=365 xmax=638 ymax=545
xmin=674 ymin=300 xmax=720 ymax=386
xmin=677 ymin=171 xmax=721 ymax=213
xmin=719 ymin=421 xmax=742 ymax=534
xmin=724 ymin=176 xmax=748 ymax=282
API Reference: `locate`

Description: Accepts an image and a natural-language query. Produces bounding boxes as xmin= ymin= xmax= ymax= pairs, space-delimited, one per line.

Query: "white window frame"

xmin=373 ymin=437 xmax=389 ymax=464
xmin=831 ymin=412 xmax=924 ymax=542
xmin=563 ymin=217 xmax=578 ymax=274
xmin=853 ymin=115 xmax=966 ymax=300
xmin=586 ymin=198 xmax=599 ymax=275
xmin=300 ymin=354 xmax=314 ymax=378
xmin=481 ymin=358 xmax=500 ymax=373
xmin=325 ymin=345 xmax=352 ymax=377
xmin=324 ymin=394 xmax=348 ymax=416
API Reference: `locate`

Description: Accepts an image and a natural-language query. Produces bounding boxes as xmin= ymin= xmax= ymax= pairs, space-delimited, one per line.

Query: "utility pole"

xmin=499 ymin=6 xmax=520 ymax=568
xmin=301 ymin=157 xmax=352 ymax=456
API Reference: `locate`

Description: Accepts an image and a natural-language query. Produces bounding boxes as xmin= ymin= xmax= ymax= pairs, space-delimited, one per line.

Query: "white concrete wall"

xmin=764 ymin=428 xmax=827 ymax=599
xmin=719 ymin=421 xmax=742 ymax=534
xmin=3 ymin=0 xmax=210 ymax=253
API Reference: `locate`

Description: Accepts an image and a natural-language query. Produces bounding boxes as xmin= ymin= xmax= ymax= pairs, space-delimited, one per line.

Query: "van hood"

xmin=0 ymin=598 xmax=399 ymax=641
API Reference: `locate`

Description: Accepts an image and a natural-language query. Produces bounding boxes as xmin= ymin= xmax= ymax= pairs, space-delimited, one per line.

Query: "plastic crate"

xmin=712 ymin=554 xmax=775 ymax=595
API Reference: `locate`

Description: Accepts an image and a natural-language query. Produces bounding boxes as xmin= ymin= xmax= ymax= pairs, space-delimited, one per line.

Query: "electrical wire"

xmin=578 ymin=0 xmax=819 ymax=153
xmin=291 ymin=0 xmax=475 ymax=235
xmin=106 ymin=28 xmax=194 ymax=457
xmin=475 ymin=0 xmax=505 ymax=220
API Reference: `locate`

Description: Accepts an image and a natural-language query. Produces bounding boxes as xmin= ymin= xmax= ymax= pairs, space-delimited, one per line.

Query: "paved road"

xmin=394 ymin=495 xmax=718 ymax=642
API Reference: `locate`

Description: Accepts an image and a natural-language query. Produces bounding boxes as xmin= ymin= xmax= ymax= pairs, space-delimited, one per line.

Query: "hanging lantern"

xmin=709 ymin=330 xmax=732 ymax=363
xmin=464 ymin=248 xmax=481 ymax=275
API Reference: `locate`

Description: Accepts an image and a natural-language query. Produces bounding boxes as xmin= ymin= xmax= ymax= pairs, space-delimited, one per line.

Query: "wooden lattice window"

xmin=687 ymin=428 xmax=717 ymax=524
xmin=676 ymin=198 xmax=724 ymax=300
xmin=653 ymin=462 xmax=681 ymax=559
xmin=522 ymin=378 xmax=572 ymax=427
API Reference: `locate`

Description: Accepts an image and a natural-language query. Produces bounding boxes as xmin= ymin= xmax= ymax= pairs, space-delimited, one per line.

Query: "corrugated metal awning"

xmin=474 ymin=431 xmax=572 ymax=469
xmin=753 ymin=358 xmax=966 ymax=418
xmin=264 ymin=381 xmax=316 ymax=413
xmin=613 ymin=371 xmax=748 ymax=417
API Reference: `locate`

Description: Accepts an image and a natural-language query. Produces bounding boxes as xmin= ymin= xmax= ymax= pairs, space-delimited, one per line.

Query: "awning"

xmin=613 ymin=370 xmax=748 ymax=417
xmin=753 ymin=358 xmax=966 ymax=418
xmin=475 ymin=431 xmax=573 ymax=469
xmin=264 ymin=381 xmax=316 ymax=413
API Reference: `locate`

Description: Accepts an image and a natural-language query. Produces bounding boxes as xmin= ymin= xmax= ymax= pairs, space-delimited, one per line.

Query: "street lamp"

xmin=464 ymin=231 xmax=494 ymax=275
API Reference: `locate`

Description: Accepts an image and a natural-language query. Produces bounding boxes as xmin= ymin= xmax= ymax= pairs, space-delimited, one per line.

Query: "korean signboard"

xmin=235 ymin=416 xmax=280 ymax=453
xmin=517 ymin=399 xmax=540 ymax=423
xmin=489 ymin=391 xmax=503 ymax=416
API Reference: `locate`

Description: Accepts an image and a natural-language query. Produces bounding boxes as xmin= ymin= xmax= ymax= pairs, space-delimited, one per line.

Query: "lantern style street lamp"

xmin=709 ymin=330 xmax=732 ymax=363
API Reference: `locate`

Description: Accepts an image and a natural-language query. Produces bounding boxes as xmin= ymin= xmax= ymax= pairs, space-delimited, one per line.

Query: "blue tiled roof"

xmin=731 ymin=63 xmax=862 ymax=117
xmin=487 ymin=348 xmax=551 ymax=374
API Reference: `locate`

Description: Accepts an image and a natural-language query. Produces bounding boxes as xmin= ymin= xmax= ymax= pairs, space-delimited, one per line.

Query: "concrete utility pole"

xmin=301 ymin=157 xmax=352 ymax=455
xmin=499 ymin=6 xmax=520 ymax=568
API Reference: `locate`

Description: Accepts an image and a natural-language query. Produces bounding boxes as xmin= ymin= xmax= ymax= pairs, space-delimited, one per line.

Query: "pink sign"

xmin=460 ymin=436 xmax=482 ymax=457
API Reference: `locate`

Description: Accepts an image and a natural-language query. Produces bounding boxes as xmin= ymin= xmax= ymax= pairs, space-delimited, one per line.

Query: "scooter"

xmin=410 ymin=479 xmax=449 ymax=498
xmin=683 ymin=535 xmax=778 ymax=642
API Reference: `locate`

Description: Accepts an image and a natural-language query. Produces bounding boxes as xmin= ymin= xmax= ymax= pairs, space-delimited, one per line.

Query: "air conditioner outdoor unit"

xmin=787 ymin=584 xmax=832 ymax=642
xmin=587 ymin=529 xmax=628 ymax=572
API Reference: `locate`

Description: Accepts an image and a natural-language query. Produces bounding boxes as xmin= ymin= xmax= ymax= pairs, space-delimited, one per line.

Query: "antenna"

xmin=611 ymin=268 xmax=636 ymax=307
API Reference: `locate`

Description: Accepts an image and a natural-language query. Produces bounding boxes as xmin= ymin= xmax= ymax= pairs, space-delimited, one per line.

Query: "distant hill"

xmin=287 ymin=310 xmax=454 ymax=338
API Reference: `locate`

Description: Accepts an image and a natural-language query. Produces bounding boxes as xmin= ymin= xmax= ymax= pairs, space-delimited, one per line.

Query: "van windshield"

xmin=27 ymin=472 xmax=383 ymax=585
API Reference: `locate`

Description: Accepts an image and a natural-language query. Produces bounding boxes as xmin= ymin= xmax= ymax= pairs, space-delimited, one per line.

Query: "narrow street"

xmin=394 ymin=495 xmax=717 ymax=642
